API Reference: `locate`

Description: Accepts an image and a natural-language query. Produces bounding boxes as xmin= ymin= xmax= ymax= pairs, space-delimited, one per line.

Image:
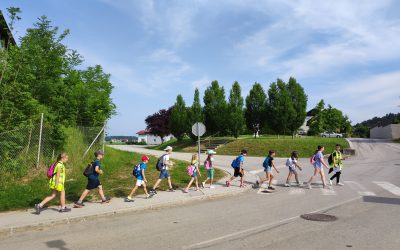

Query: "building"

xmin=0 ymin=10 xmax=16 ymax=49
xmin=370 ymin=124 xmax=400 ymax=140
xmin=136 ymin=130 xmax=173 ymax=145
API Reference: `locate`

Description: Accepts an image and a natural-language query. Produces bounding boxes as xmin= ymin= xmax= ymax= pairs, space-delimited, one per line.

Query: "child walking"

xmin=284 ymin=151 xmax=302 ymax=187
xmin=202 ymin=150 xmax=216 ymax=189
xmin=226 ymin=149 xmax=247 ymax=188
xmin=256 ymin=150 xmax=280 ymax=190
xmin=35 ymin=153 xmax=71 ymax=214
xmin=183 ymin=154 xmax=201 ymax=193
xmin=74 ymin=150 xmax=110 ymax=208
xmin=125 ymin=155 xmax=151 ymax=202
xmin=306 ymin=145 xmax=329 ymax=189
xmin=328 ymin=144 xmax=348 ymax=186
xmin=150 ymin=146 xmax=174 ymax=194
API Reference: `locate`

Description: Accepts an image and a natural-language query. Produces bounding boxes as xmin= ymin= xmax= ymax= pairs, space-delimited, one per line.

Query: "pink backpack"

xmin=186 ymin=165 xmax=194 ymax=176
xmin=309 ymin=155 xmax=316 ymax=165
xmin=47 ymin=162 xmax=57 ymax=178
xmin=204 ymin=160 xmax=211 ymax=170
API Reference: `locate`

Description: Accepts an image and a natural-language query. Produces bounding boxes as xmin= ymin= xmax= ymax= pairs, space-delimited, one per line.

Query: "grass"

xmin=217 ymin=137 xmax=350 ymax=158
xmin=0 ymin=129 xmax=225 ymax=212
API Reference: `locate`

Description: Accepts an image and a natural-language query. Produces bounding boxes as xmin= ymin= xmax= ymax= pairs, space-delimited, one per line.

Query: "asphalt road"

xmin=1 ymin=139 xmax=399 ymax=250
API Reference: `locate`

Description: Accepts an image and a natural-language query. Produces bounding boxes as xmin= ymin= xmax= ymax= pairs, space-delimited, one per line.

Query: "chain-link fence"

xmin=0 ymin=114 xmax=106 ymax=182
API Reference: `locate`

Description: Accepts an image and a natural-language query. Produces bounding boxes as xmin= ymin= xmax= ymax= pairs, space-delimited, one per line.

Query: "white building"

xmin=136 ymin=130 xmax=174 ymax=145
xmin=370 ymin=124 xmax=400 ymax=140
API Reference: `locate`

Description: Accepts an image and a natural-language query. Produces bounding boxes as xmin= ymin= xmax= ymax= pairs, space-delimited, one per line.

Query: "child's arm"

xmin=272 ymin=160 xmax=280 ymax=174
xmin=321 ymin=158 xmax=329 ymax=169
xmin=142 ymin=169 xmax=147 ymax=182
xmin=95 ymin=166 xmax=103 ymax=174
xmin=295 ymin=162 xmax=302 ymax=171
xmin=196 ymin=165 xmax=201 ymax=177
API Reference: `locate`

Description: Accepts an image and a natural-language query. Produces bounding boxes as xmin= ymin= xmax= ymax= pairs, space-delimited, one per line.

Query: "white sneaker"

xmin=329 ymin=180 xmax=333 ymax=186
xmin=284 ymin=183 xmax=290 ymax=187
xmin=201 ymin=182 xmax=205 ymax=188
xmin=337 ymin=182 xmax=344 ymax=186
xmin=307 ymin=183 xmax=312 ymax=189
xmin=210 ymin=185 xmax=215 ymax=189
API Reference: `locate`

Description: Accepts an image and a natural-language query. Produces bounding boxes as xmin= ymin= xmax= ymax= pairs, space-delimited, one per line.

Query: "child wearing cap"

xmin=74 ymin=150 xmax=110 ymax=208
xmin=125 ymin=155 xmax=151 ymax=201
xmin=226 ymin=149 xmax=247 ymax=188
xmin=202 ymin=149 xmax=216 ymax=188
xmin=150 ymin=146 xmax=174 ymax=194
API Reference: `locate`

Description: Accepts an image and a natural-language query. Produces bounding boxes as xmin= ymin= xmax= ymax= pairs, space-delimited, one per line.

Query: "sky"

xmin=1 ymin=0 xmax=399 ymax=135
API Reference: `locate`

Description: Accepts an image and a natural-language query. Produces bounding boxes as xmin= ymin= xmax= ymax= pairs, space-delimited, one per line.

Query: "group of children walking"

xmin=35 ymin=144 xmax=347 ymax=214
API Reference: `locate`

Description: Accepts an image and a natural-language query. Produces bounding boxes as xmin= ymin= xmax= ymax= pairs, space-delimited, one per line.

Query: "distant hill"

xmin=353 ymin=113 xmax=400 ymax=138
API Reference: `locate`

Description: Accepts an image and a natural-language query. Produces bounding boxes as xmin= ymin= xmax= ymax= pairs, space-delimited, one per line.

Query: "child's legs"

xmin=307 ymin=168 xmax=318 ymax=183
xmin=167 ymin=177 xmax=173 ymax=189
xmin=195 ymin=177 xmax=199 ymax=188
xmin=293 ymin=171 xmax=299 ymax=183
xmin=40 ymin=189 xmax=57 ymax=206
xmin=268 ymin=173 xmax=274 ymax=186
xmin=78 ymin=189 xmax=90 ymax=202
xmin=142 ymin=182 xmax=148 ymax=195
xmin=319 ymin=170 xmax=326 ymax=186
xmin=60 ymin=190 xmax=66 ymax=208
xmin=286 ymin=172 xmax=293 ymax=183
xmin=186 ymin=177 xmax=195 ymax=190
xmin=128 ymin=185 xmax=139 ymax=197
xmin=97 ymin=185 xmax=106 ymax=200
xmin=153 ymin=179 xmax=162 ymax=190
xmin=260 ymin=172 xmax=269 ymax=183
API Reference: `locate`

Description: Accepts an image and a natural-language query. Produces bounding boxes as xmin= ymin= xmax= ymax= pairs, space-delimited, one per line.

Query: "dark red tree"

xmin=145 ymin=107 xmax=172 ymax=142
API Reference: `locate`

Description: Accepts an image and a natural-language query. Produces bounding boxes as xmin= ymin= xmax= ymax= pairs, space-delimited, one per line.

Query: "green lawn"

xmin=216 ymin=137 xmax=349 ymax=158
xmin=0 ymin=136 xmax=226 ymax=212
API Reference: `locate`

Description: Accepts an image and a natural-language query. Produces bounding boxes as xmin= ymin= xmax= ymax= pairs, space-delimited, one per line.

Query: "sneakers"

xmin=34 ymin=204 xmax=41 ymax=215
xmin=337 ymin=182 xmax=344 ymax=186
xmin=210 ymin=185 xmax=215 ymax=189
xmin=125 ymin=196 xmax=134 ymax=202
xmin=74 ymin=201 xmax=85 ymax=208
xmin=101 ymin=197 xmax=111 ymax=204
xmin=201 ymin=182 xmax=206 ymax=188
xmin=226 ymin=181 xmax=230 ymax=187
xmin=307 ymin=183 xmax=312 ymax=189
xmin=284 ymin=183 xmax=290 ymax=187
xmin=183 ymin=189 xmax=189 ymax=193
xmin=150 ymin=189 xmax=157 ymax=195
xmin=268 ymin=186 xmax=275 ymax=190
xmin=59 ymin=207 xmax=71 ymax=213
xmin=255 ymin=180 xmax=260 ymax=187
xmin=329 ymin=180 xmax=333 ymax=186
xmin=169 ymin=188 xmax=175 ymax=192
xmin=146 ymin=194 xmax=152 ymax=199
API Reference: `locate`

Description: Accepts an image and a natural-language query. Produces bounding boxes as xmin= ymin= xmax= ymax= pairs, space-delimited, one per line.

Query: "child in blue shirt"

xmin=226 ymin=149 xmax=247 ymax=188
xmin=126 ymin=155 xmax=151 ymax=201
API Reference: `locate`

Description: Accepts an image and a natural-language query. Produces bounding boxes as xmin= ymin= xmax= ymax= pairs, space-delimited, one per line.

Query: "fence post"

xmin=83 ymin=125 xmax=105 ymax=158
xmin=102 ymin=123 xmax=106 ymax=153
xmin=36 ymin=113 xmax=44 ymax=168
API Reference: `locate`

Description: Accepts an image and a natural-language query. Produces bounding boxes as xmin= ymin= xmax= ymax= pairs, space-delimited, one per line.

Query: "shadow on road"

xmin=45 ymin=239 xmax=68 ymax=250
xmin=363 ymin=196 xmax=400 ymax=205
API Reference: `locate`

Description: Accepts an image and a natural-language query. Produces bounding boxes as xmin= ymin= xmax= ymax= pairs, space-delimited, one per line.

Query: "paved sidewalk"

xmin=0 ymin=146 xmax=258 ymax=236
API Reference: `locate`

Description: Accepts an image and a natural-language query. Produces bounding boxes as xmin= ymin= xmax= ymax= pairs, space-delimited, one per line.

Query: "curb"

xmin=0 ymin=183 xmax=251 ymax=237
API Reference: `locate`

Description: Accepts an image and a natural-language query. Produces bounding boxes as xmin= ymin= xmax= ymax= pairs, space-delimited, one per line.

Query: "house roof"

xmin=137 ymin=130 xmax=150 ymax=135
xmin=0 ymin=10 xmax=17 ymax=47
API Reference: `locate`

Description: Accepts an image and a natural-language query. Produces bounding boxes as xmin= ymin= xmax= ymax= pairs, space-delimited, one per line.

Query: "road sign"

xmin=192 ymin=122 xmax=206 ymax=137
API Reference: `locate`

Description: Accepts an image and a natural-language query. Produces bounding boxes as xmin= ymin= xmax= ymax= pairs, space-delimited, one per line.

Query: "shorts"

xmin=233 ymin=168 xmax=243 ymax=177
xmin=191 ymin=171 xmax=197 ymax=178
xmin=86 ymin=178 xmax=101 ymax=190
xmin=288 ymin=167 xmax=296 ymax=173
xmin=264 ymin=166 xmax=272 ymax=173
xmin=159 ymin=169 xmax=170 ymax=179
xmin=314 ymin=165 xmax=323 ymax=169
xmin=207 ymin=169 xmax=214 ymax=179
xmin=136 ymin=179 xmax=144 ymax=187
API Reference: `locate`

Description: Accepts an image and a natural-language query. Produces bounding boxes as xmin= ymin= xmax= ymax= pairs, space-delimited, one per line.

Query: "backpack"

xmin=328 ymin=153 xmax=334 ymax=165
xmin=204 ymin=159 xmax=211 ymax=170
xmin=231 ymin=156 xmax=241 ymax=168
xmin=83 ymin=162 xmax=94 ymax=177
xmin=186 ymin=165 xmax=194 ymax=176
xmin=47 ymin=162 xmax=57 ymax=178
xmin=285 ymin=158 xmax=291 ymax=167
xmin=132 ymin=164 xmax=141 ymax=177
xmin=156 ymin=154 xmax=167 ymax=171
xmin=309 ymin=155 xmax=316 ymax=165
xmin=263 ymin=157 xmax=270 ymax=168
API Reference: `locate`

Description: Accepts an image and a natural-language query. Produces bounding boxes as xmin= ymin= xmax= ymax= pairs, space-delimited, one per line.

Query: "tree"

xmin=169 ymin=95 xmax=189 ymax=141
xmin=145 ymin=108 xmax=172 ymax=143
xmin=203 ymin=80 xmax=228 ymax=135
xmin=228 ymin=81 xmax=245 ymax=138
xmin=188 ymin=88 xmax=204 ymax=141
xmin=245 ymin=83 xmax=266 ymax=137
xmin=287 ymin=77 xmax=308 ymax=137
xmin=267 ymin=79 xmax=295 ymax=135
xmin=308 ymin=99 xmax=326 ymax=135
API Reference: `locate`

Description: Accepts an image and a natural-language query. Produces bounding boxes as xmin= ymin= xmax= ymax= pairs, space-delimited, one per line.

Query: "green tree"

xmin=228 ymin=81 xmax=245 ymax=138
xmin=308 ymin=99 xmax=326 ymax=135
xmin=188 ymin=88 xmax=205 ymax=141
xmin=245 ymin=83 xmax=266 ymax=137
xmin=170 ymin=95 xmax=189 ymax=141
xmin=203 ymin=80 xmax=228 ymax=135
xmin=287 ymin=77 xmax=308 ymax=137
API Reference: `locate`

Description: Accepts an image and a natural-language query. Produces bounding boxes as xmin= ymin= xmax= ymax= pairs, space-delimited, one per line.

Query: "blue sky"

xmin=1 ymin=0 xmax=400 ymax=135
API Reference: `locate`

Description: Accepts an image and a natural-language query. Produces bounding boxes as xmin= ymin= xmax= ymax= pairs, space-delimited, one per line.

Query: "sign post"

xmin=192 ymin=122 xmax=206 ymax=166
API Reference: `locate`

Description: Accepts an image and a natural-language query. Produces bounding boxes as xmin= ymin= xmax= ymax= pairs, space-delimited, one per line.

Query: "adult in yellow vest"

xmin=328 ymin=144 xmax=348 ymax=186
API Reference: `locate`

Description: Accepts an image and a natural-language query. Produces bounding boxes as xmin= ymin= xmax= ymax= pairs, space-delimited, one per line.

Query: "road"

xmin=1 ymin=139 xmax=399 ymax=250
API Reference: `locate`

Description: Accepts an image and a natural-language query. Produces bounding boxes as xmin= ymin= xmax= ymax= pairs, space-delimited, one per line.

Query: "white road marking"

xmin=288 ymin=189 xmax=305 ymax=195
xmin=345 ymin=181 xmax=376 ymax=196
xmin=321 ymin=188 xmax=336 ymax=195
xmin=182 ymin=196 xmax=362 ymax=249
xmin=373 ymin=181 xmax=400 ymax=196
xmin=249 ymin=169 xmax=264 ymax=174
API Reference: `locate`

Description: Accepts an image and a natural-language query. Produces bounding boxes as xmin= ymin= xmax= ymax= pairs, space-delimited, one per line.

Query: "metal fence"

xmin=0 ymin=115 xmax=105 ymax=181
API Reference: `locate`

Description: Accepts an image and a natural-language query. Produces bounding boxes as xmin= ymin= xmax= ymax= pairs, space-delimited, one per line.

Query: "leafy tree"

xmin=170 ymin=95 xmax=189 ymax=141
xmin=245 ymin=83 xmax=266 ymax=137
xmin=308 ymin=99 xmax=326 ymax=135
xmin=287 ymin=77 xmax=308 ymax=137
xmin=145 ymin=108 xmax=172 ymax=143
xmin=188 ymin=88 xmax=204 ymax=141
xmin=228 ymin=81 xmax=245 ymax=138
xmin=203 ymin=80 xmax=228 ymax=135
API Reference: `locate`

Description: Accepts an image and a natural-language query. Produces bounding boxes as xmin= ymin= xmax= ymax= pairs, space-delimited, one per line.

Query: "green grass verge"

xmin=216 ymin=137 xmax=350 ymax=158
xmin=0 ymin=131 xmax=225 ymax=212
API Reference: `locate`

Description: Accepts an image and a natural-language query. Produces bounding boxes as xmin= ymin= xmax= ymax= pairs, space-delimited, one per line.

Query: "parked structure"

xmin=370 ymin=124 xmax=400 ymax=140
xmin=0 ymin=10 xmax=16 ymax=49
xmin=136 ymin=130 xmax=173 ymax=145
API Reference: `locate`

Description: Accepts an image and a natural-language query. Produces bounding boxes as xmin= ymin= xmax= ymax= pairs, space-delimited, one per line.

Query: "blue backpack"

xmin=231 ymin=156 xmax=241 ymax=168
xmin=263 ymin=156 xmax=271 ymax=169
xmin=132 ymin=164 xmax=141 ymax=177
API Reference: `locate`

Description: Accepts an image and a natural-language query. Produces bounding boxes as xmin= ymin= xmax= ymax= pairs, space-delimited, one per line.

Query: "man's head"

xmin=94 ymin=150 xmax=104 ymax=159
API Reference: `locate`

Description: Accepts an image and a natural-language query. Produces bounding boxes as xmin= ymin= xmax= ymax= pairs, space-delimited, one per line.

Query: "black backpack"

xmin=156 ymin=154 xmax=167 ymax=171
xmin=328 ymin=153 xmax=334 ymax=165
xmin=83 ymin=161 xmax=94 ymax=177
